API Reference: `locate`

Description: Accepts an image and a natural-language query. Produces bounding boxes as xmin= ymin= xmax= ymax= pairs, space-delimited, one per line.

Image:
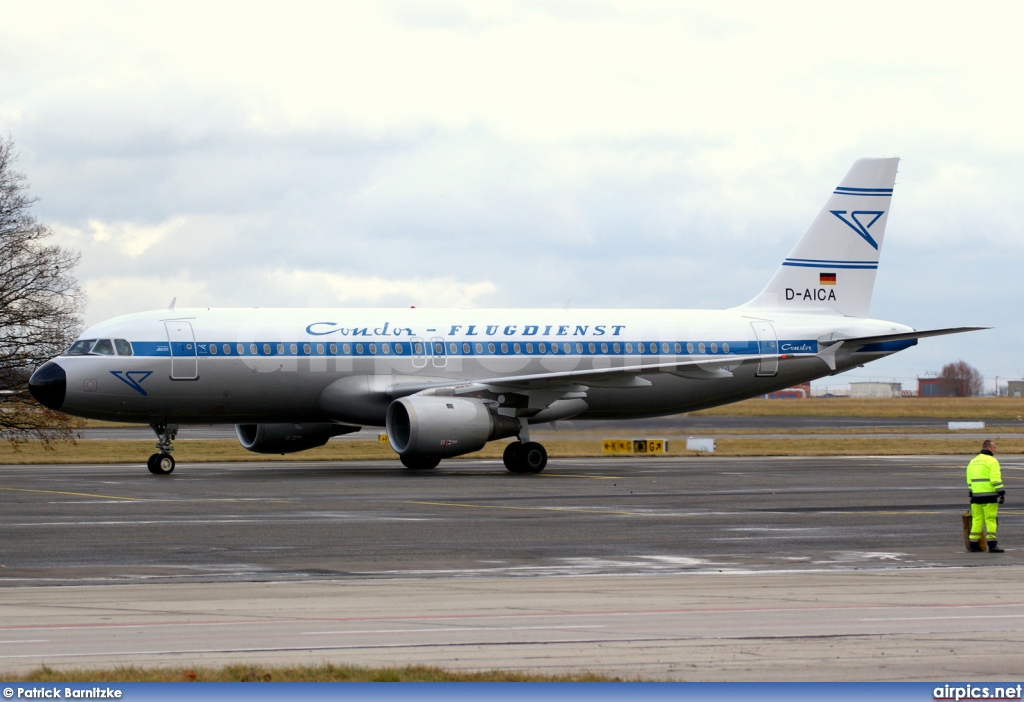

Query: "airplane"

xmin=28 ymin=157 xmax=983 ymax=475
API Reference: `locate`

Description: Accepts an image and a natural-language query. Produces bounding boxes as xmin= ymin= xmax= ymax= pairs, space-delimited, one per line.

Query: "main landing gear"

xmin=147 ymin=422 xmax=178 ymax=475
xmin=503 ymin=441 xmax=547 ymax=474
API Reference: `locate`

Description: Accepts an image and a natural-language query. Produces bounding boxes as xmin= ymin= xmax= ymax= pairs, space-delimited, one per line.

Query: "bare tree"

xmin=1 ymin=136 xmax=83 ymax=444
xmin=939 ymin=360 xmax=983 ymax=397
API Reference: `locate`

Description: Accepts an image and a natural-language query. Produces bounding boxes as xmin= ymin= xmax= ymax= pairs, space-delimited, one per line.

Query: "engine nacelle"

xmin=386 ymin=396 xmax=521 ymax=459
xmin=235 ymin=422 xmax=359 ymax=454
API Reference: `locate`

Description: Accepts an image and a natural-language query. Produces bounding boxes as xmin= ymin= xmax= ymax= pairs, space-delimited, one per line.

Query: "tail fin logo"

xmin=830 ymin=210 xmax=884 ymax=250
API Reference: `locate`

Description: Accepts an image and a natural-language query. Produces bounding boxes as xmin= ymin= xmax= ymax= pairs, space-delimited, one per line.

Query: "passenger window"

xmin=699 ymin=343 xmax=706 ymax=353
xmin=209 ymin=344 xmax=217 ymax=355
xmin=601 ymin=343 xmax=608 ymax=353
xmin=114 ymin=339 xmax=133 ymax=356
xmin=92 ymin=339 xmax=115 ymax=355
xmin=500 ymin=343 xmax=508 ymax=354
xmin=526 ymin=343 xmax=533 ymax=353
xmin=588 ymin=343 xmax=595 ymax=353
xmin=674 ymin=343 xmax=681 ymax=353
xmin=369 ymin=343 xmax=377 ymax=354
xmin=67 ymin=339 xmax=95 ymax=355
xmin=237 ymin=343 xmax=244 ymax=355
xmin=263 ymin=344 xmax=271 ymax=355
xmin=711 ymin=343 xmax=718 ymax=353
xmin=290 ymin=343 xmax=298 ymax=354
xmin=463 ymin=343 xmax=470 ymax=354
xmin=475 ymin=343 xmax=483 ymax=354
xmin=488 ymin=343 xmax=495 ymax=353
xmin=383 ymin=343 xmax=391 ymax=355
xmin=625 ymin=343 xmax=633 ymax=353
xmin=317 ymin=343 xmax=325 ymax=354
xmin=563 ymin=343 xmax=571 ymax=353
xmin=514 ymin=343 xmax=521 ymax=353
xmin=687 ymin=343 xmax=694 ymax=354
xmin=551 ymin=344 xmax=558 ymax=354
xmin=277 ymin=343 xmax=284 ymax=354
xmin=343 ymin=344 xmax=351 ymax=354
xmin=539 ymin=343 xmax=547 ymax=353
xmin=330 ymin=344 xmax=337 ymax=354
xmin=450 ymin=343 xmax=457 ymax=354
xmin=250 ymin=344 xmax=258 ymax=355
xmin=613 ymin=343 xmax=620 ymax=353
xmin=576 ymin=343 xmax=583 ymax=353
xmin=355 ymin=344 xmax=363 ymax=354
xmin=662 ymin=343 xmax=669 ymax=354
xmin=394 ymin=344 xmax=403 ymax=354
xmin=723 ymin=342 xmax=730 ymax=353
xmin=303 ymin=343 xmax=311 ymax=354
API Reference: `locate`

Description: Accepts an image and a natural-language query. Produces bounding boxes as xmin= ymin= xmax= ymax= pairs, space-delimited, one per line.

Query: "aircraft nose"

xmin=29 ymin=361 xmax=66 ymax=411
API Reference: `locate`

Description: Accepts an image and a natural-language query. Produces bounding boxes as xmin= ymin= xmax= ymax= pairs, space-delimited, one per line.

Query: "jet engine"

xmin=235 ymin=422 xmax=359 ymax=454
xmin=386 ymin=395 xmax=521 ymax=459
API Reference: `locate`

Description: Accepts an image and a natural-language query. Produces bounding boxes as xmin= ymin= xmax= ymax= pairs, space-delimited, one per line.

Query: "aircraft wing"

xmin=384 ymin=352 xmax=776 ymax=400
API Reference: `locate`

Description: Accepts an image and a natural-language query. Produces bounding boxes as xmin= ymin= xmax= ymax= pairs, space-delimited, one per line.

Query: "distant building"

xmin=850 ymin=382 xmax=902 ymax=399
xmin=1008 ymin=380 xmax=1024 ymax=399
xmin=763 ymin=383 xmax=811 ymax=399
xmin=918 ymin=377 xmax=958 ymax=397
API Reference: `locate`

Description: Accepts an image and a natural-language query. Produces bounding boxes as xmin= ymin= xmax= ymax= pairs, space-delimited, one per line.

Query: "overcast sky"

xmin=3 ymin=2 xmax=1022 ymax=390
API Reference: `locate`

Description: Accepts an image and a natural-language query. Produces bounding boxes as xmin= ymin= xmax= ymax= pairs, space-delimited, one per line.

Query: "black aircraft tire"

xmin=152 ymin=453 xmax=175 ymax=475
xmin=146 ymin=454 xmax=160 ymax=474
xmin=401 ymin=454 xmax=440 ymax=470
xmin=503 ymin=442 xmax=524 ymax=473
xmin=520 ymin=442 xmax=547 ymax=473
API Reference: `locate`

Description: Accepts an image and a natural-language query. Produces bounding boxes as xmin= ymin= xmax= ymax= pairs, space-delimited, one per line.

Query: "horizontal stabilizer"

xmin=822 ymin=326 xmax=989 ymax=347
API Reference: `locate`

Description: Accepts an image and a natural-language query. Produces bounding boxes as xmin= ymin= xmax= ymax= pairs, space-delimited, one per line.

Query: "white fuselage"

xmin=51 ymin=306 xmax=914 ymax=426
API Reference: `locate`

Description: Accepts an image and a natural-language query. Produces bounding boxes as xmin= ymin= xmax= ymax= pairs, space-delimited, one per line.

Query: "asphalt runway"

xmin=1 ymin=455 xmax=1022 ymax=679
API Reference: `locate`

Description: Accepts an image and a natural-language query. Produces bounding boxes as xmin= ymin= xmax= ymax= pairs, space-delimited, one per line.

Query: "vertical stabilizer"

xmin=740 ymin=157 xmax=899 ymax=317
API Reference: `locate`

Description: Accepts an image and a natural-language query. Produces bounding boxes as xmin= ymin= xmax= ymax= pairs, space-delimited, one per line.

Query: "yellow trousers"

xmin=970 ymin=502 xmax=998 ymax=542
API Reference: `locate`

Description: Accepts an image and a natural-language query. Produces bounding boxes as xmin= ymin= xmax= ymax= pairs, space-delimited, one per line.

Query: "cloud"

xmin=4 ymin=2 xmax=1024 ymax=385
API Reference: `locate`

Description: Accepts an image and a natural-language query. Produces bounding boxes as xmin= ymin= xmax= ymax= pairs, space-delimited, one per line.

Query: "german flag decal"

xmin=819 ymin=273 xmax=837 ymax=285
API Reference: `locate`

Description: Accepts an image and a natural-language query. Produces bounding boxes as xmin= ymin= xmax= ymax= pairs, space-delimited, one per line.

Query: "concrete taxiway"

xmin=1 ymin=455 xmax=1022 ymax=679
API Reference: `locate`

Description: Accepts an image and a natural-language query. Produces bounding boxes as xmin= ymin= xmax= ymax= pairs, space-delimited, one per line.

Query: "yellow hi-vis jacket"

xmin=967 ymin=452 xmax=1004 ymax=503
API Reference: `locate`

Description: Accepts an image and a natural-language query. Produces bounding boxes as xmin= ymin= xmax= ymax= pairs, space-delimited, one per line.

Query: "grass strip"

xmin=690 ymin=396 xmax=1024 ymax=419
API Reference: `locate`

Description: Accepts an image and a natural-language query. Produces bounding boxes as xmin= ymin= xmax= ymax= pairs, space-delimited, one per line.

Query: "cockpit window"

xmin=114 ymin=339 xmax=133 ymax=356
xmin=67 ymin=339 xmax=96 ymax=355
xmin=91 ymin=339 xmax=115 ymax=355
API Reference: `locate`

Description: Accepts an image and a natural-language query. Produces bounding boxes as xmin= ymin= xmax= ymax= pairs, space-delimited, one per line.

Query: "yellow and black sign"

xmin=602 ymin=439 xmax=668 ymax=455
xmin=379 ymin=433 xmax=389 ymax=445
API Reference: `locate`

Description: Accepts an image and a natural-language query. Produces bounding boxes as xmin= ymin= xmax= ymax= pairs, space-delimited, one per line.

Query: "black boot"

xmin=969 ymin=541 xmax=983 ymax=552
xmin=987 ymin=540 xmax=1005 ymax=553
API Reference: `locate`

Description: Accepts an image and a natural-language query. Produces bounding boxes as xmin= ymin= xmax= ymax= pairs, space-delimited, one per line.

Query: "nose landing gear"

xmin=147 ymin=422 xmax=178 ymax=475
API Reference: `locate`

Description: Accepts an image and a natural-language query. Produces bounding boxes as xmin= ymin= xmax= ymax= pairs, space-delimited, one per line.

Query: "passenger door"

xmin=165 ymin=321 xmax=198 ymax=380
xmin=749 ymin=321 xmax=778 ymax=377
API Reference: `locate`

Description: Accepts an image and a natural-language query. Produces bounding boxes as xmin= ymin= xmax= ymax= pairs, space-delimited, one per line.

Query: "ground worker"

xmin=966 ymin=439 xmax=1006 ymax=553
